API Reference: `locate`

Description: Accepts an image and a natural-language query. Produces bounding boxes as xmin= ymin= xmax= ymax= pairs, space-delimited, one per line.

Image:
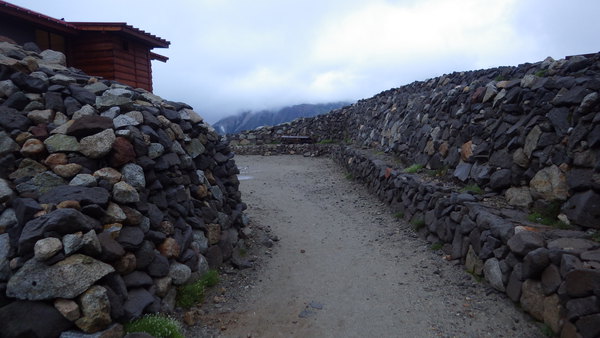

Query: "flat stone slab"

xmin=6 ymin=254 xmax=114 ymax=300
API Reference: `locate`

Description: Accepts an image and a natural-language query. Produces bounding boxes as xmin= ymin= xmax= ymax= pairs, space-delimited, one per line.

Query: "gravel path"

xmin=188 ymin=155 xmax=544 ymax=338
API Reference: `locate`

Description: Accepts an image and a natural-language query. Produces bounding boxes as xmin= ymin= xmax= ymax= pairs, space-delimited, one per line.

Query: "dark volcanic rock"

xmin=66 ymin=115 xmax=115 ymax=138
xmin=0 ymin=300 xmax=73 ymax=338
xmin=39 ymin=185 xmax=110 ymax=206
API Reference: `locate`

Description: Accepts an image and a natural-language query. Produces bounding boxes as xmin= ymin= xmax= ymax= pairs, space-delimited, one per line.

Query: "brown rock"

xmin=15 ymin=132 xmax=33 ymax=145
xmin=158 ymin=220 xmax=174 ymax=235
xmin=56 ymin=200 xmax=81 ymax=210
xmin=30 ymin=124 xmax=49 ymax=138
xmin=195 ymin=184 xmax=209 ymax=199
xmin=44 ymin=153 xmax=68 ymax=169
xmin=54 ymin=298 xmax=81 ymax=321
xmin=520 ymin=279 xmax=545 ymax=321
xmin=93 ymin=167 xmax=122 ymax=185
xmin=114 ymin=252 xmax=136 ymax=274
xmin=52 ymin=163 xmax=82 ymax=178
xmin=438 ymin=141 xmax=449 ymax=157
xmin=460 ymin=140 xmax=473 ymax=161
xmin=158 ymin=238 xmax=181 ymax=258
xmin=110 ymin=136 xmax=136 ymax=167
xmin=530 ymin=165 xmax=569 ymax=201
xmin=20 ymin=138 xmax=45 ymax=157
xmin=120 ymin=206 xmax=143 ymax=226
xmin=543 ymin=294 xmax=562 ymax=334
xmin=207 ymin=223 xmax=221 ymax=245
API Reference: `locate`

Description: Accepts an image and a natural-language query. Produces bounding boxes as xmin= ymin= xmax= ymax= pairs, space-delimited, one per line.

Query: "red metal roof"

xmin=0 ymin=0 xmax=170 ymax=48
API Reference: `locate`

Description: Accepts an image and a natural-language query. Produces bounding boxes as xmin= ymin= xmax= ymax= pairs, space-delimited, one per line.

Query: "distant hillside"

xmin=213 ymin=102 xmax=350 ymax=135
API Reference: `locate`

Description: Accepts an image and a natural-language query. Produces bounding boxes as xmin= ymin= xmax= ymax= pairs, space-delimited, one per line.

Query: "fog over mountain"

xmin=213 ymin=102 xmax=350 ymax=135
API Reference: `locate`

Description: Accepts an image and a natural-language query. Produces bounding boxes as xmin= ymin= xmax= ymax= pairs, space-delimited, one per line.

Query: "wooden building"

xmin=0 ymin=0 xmax=169 ymax=91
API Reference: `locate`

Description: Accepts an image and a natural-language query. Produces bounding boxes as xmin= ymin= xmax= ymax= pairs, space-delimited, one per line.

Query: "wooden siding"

xmin=69 ymin=33 xmax=154 ymax=91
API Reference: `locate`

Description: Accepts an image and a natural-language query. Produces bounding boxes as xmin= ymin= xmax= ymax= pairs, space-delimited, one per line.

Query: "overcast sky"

xmin=9 ymin=0 xmax=600 ymax=123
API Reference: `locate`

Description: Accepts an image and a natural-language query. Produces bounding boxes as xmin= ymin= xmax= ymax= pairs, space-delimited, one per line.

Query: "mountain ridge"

xmin=213 ymin=102 xmax=350 ymax=135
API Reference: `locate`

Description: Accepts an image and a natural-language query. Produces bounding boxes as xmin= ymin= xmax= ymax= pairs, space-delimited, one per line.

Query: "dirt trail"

xmin=206 ymin=155 xmax=543 ymax=338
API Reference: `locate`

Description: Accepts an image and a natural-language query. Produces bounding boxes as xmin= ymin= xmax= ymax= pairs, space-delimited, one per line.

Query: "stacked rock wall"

xmin=232 ymin=53 xmax=600 ymax=230
xmin=332 ymin=146 xmax=600 ymax=337
xmin=0 ymin=42 xmax=246 ymax=337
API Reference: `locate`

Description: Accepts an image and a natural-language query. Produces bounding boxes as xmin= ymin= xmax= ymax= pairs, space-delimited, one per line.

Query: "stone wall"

xmin=231 ymin=53 xmax=600 ymax=230
xmin=332 ymin=145 xmax=600 ymax=338
xmin=0 ymin=42 xmax=247 ymax=337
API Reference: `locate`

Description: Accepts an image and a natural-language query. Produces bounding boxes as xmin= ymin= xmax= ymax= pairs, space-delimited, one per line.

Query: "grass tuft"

xmin=176 ymin=269 xmax=220 ymax=309
xmin=460 ymin=184 xmax=483 ymax=195
xmin=404 ymin=164 xmax=424 ymax=174
xmin=527 ymin=200 xmax=572 ymax=229
xmin=592 ymin=231 xmax=600 ymax=243
xmin=125 ymin=314 xmax=184 ymax=338
xmin=393 ymin=212 xmax=404 ymax=219
xmin=535 ymin=69 xmax=548 ymax=78
xmin=411 ymin=219 xmax=425 ymax=230
xmin=317 ymin=139 xmax=335 ymax=144
xmin=540 ymin=324 xmax=554 ymax=337
xmin=430 ymin=243 xmax=443 ymax=251
xmin=345 ymin=173 xmax=354 ymax=180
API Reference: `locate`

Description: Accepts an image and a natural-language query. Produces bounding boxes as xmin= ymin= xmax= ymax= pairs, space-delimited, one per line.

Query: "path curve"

xmin=217 ymin=155 xmax=542 ymax=338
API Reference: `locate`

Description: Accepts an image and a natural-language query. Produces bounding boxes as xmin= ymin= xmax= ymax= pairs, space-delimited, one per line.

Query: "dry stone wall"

xmin=332 ymin=146 xmax=599 ymax=337
xmin=230 ymin=53 xmax=600 ymax=337
xmin=232 ymin=53 xmax=600 ymax=231
xmin=0 ymin=42 xmax=247 ymax=337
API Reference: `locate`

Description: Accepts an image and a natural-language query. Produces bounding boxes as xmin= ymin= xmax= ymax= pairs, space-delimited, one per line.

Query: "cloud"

xmin=7 ymin=0 xmax=600 ymax=123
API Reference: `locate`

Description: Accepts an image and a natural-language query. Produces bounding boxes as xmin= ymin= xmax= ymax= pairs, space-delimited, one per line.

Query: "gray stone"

xmin=96 ymin=94 xmax=133 ymax=111
xmin=116 ymin=226 xmax=144 ymax=250
xmin=123 ymin=288 xmax=154 ymax=320
xmin=561 ymin=254 xmax=582 ymax=277
xmin=453 ymin=161 xmax=472 ymax=182
xmin=541 ymin=264 xmax=562 ymax=295
xmin=489 ymin=169 xmax=512 ymax=190
xmin=562 ymin=190 xmax=600 ymax=229
xmin=0 ymin=208 xmax=17 ymax=234
xmin=465 ymin=245 xmax=483 ymax=275
xmin=63 ymin=232 xmax=84 ymax=255
xmin=483 ymin=257 xmax=505 ymax=292
xmin=40 ymin=49 xmax=66 ymax=65
xmin=18 ymin=208 xmax=100 ymax=255
xmin=547 ymin=238 xmax=597 ymax=256
xmin=524 ymin=127 xmax=542 ymax=159
xmin=0 ymin=178 xmax=13 ymax=203
xmin=34 ymin=237 xmax=63 ymax=261
xmin=39 ymin=185 xmax=110 ymax=206
xmin=529 ymin=165 xmax=568 ymax=201
xmin=121 ymin=163 xmax=145 ymax=190
xmin=123 ymin=271 xmax=154 ymax=288
xmin=0 ymin=79 xmax=17 ymax=98
xmin=44 ymin=134 xmax=80 ymax=153
xmin=0 ymin=233 xmax=11 ymax=280
xmin=566 ymin=296 xmax=599 ymax=320
xmin=168 ymin=261 xmax=192 ymax=285
xmin=581 ymin=249 xmax=600 ymax=262
xmin=147 ymin=143 xmax=164 ymax=159
xmin=79 ymin=129 xmax=116 ymax=159
xmin=0 ymin=131 xmax=19 ymax=156
xmin=75 ymin=285 xmax=112 ymax=333
xmin=505 ymin=187 xmax=532 ymax=207
xmin=522 ymin=247 xmax=550 ymax=279
xmin=69 ymin=174 xmax=97 ymax=187
xmin=16 ymin=171 xmax=67 ymax=195
xmin=112 ymin=181 xmax=140 ymax=203
xmin=184 ymin=138 xmax=205 ymax=158
xmin=81 ymin=230 xmax=102 ymax=257
xmin=6 ymin=254 xmax=114 ymax=300
xmin=506 ymin=270 xmax=522 ymax=302
xmin=113 ymin=114 xmax=139 ymax=128
xmin=84 ymin=82 xmax=109 ymax=95
xmin=576 ymin=313 xmax=600 ymax=338
xmin=507 ymin=230 xmax=545 ymax=256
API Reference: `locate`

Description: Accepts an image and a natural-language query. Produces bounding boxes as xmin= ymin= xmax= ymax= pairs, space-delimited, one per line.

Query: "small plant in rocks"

xmin=411 ymin=219 xmax=425 ymax=230
xmin=317 ymin=139 xmax=335 ymax=144
xmin=345 ymin=173 xmax=354 ymax=180
xmin=460 ymin=184 xmax=483 ymax=194
xmin=430 ymin=243 xmax=443 ymax=251
xmin=393 ymin=212 xmax=404 ymax=219
xmin=176 ymin=270 xmax=220 ymax=309
xmin=404 ymin=164 xmax=424 ymax=174
xmin=527 ymin=200 xmax=572 ymax=229
xmin=125 ymin=314 xmax=184 ymax=338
